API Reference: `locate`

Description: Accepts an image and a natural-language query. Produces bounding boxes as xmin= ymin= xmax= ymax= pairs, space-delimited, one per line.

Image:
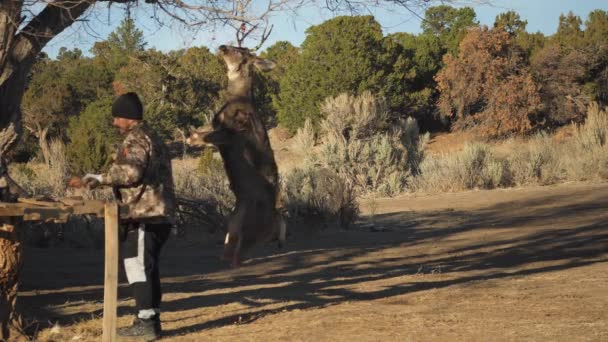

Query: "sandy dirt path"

xmin=18 ymin=182 xmax=608 ymax=341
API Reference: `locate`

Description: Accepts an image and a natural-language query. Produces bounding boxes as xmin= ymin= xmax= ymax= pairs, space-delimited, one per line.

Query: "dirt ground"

xmin=17 ymin=181 xmax=608 ymax=341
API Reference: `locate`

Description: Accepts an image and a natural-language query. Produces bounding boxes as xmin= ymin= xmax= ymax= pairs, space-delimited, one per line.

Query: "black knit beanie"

xmin=112 ymin=92 xmax=143 ymax=120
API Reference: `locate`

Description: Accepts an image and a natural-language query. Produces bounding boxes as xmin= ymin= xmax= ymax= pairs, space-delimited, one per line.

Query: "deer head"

xmin=186 ymin=24 xmax=276 ymax=146
xmin=218 ymin=45 xmax=276 ymax=96
xmin=218 ymin=24 xmax=276 ymax=97
xmin=185 ymin=124 xmax=213 ymax=147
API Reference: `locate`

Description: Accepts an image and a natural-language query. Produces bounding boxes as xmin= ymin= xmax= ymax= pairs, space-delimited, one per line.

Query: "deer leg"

xmin=223 ymin=203 xmax=246 ymax=263
xmin=231 ymin=234 xmax=243 ymax=268
xmin=186 ymin=125 xmax=231 ymax=147
xmin=276 ymin=212 xmax=286 ymax=249
xmin=202 ymin=129 xmax=232 ymax=146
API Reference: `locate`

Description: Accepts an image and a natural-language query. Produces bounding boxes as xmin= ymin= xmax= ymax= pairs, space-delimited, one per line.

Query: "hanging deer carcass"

xmin=187 ymin=28 xmax=286 ymax=267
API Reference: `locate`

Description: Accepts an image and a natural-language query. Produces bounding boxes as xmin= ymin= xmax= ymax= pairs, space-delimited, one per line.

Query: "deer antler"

xmin=236 ymin=22 xmax=258 ymax=48
xmin=251 ymin=24 xmax=274 ymax=52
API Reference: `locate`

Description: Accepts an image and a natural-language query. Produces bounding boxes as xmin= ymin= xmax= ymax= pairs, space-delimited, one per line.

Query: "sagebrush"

xmin=308 ymin=92 xmax=428 ymax=196
xmin=412 ymin=103 xmax=608 ymax=193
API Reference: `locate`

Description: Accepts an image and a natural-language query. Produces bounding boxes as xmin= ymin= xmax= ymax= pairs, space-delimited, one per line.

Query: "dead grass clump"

xmin=9 ymin=139 xmax=68 ymax=198
xmin=173 ymin=156 xmax=233 ymax=234
xmin=282 ymin=167 xmax=358 ymax=231
xmin=268 ymin=126 xmax=292 ymax=143
xmin=32 ymin=319 xmax=102 ymax=342
xmin=561 ymin=103 xmax=608 ymax=180
xmin=411 ymin=142 xmax=510 ymax=193
xmin=508 ymin=132 xmax=560 ymax=186
xmin=410 ymin=103 xmax=608 ymax=192
xmin=291 ymin=118 xmax=316 ymax=158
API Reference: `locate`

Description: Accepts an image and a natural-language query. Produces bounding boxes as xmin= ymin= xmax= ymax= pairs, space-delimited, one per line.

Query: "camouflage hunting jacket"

xmin=101 ymin=122 xmax=176 ymax=224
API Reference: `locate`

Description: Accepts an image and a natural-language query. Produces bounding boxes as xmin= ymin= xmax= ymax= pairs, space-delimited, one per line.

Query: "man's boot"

xmin=117 ymin=315 xmax=161 ymax=341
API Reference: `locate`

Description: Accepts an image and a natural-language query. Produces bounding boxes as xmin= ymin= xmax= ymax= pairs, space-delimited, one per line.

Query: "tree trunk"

xmin=0 ymin=221 xmax=25 ymax=341
xmin=0 ymin=157 xmax=28 ymax=340
xmin=0 ymin=2 xmax=94 ymax=339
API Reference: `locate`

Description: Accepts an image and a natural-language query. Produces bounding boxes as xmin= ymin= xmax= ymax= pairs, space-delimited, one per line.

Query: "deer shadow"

xmin=17 ymin=187 xmax=608 ymax=337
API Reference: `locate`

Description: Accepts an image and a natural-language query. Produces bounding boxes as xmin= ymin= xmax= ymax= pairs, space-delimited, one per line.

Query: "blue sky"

xmin=42 ymin=0 xmax=607 ymax=58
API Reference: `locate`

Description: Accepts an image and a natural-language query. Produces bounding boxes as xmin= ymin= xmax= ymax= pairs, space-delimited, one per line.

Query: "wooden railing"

xmin=0 ymin=197 xmax=123 ymax=342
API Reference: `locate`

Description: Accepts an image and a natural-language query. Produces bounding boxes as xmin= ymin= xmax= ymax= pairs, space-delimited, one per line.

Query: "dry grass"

xmin=268 ymin=126 xmax=292 ymax=143
xmin=33 ymin=318 xmax=102 ymax=342
xmin=9 ymin=140 xmax=112 ymax=201
xmin=507 ymin=132 xmax=560 ymax=186
xmin=282 ymin=166 xmax=359 ymax=231
xmin=291 ymin=118 xmax=316 ymax=159
xmin=423 ymin=131 xmax=479 ymax=156
xmin=7 ymin=140 xmax=110 ymax=248
xmin=411 ymin=103 xmax=608 ymax=193
xmin=411 ymin=142 xmax=510 ymax=192
xmin=10 ymin=104 xmax=607 ymax=244
xmin=561 ymin=102 xmax=608 ymax=180
xmin=173 ymin=156 xmax=232 ymax=205
xmin=280 ymin=95 xmax=606 ymax=197
xmin=9 ymin=139 xmax=68 ymax=198
xmin=173 ymin=156 xmax=233 ymax=234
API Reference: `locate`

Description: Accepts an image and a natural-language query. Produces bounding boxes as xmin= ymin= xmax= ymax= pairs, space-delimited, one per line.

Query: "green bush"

xmin=275 ymin=16 xmax=386 ymax=132
xmin=144 ymin=102 xmax=182 ymax=141
xmin=67 ymin=97 xmax=118 ymax=174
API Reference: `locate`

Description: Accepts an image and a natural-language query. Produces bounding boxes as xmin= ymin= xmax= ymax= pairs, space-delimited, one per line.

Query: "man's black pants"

xmin=121 ymin=222 xmax=171 ymax=318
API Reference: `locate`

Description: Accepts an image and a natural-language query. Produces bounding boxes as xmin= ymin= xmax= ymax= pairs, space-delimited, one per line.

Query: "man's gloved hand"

xmin=82 ymin=173 xmax=103 ymax=189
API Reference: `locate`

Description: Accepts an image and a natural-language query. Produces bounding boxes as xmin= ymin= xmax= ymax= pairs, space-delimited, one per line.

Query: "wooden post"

xmin=102 ymin=202 xmax=119 ymax=342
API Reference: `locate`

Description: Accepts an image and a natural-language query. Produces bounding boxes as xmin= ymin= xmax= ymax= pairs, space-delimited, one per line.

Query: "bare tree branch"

xmin=14 ymin=0 xmax=94 ymax=64
xmin=251 ymin=23 xmax=272 ymax=51
xmin=0 ymin=1 xmax=24 ymax=74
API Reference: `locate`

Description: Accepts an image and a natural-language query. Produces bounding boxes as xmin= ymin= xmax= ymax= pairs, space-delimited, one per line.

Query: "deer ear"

xmin=253 ymin=58 xmax=276 ymax=72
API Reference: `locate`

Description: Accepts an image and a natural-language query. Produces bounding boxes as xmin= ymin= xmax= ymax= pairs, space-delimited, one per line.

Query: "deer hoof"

xmin=231 ymin=254 xmax=242 ymax=268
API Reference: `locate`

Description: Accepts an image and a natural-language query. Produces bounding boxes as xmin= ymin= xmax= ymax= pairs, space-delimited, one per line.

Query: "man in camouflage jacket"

xmin=70 ymin=92 xmax=175 ymax=341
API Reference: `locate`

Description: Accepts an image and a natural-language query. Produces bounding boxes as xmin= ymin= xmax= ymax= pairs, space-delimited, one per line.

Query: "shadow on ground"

xmin=17 ymin=186 xmax=608 ymax=337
